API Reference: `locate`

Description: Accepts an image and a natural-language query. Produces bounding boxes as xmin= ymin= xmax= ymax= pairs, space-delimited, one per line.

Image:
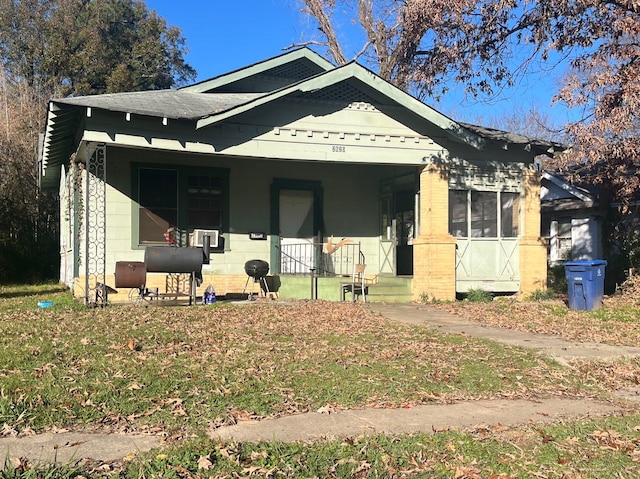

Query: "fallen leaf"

xmin=318 ymin=404 xmax=337 ymax=414
xmin=197 ymin=455 xmax=213 ymax=470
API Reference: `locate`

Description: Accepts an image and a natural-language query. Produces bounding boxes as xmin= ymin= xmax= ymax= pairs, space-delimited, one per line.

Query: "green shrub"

xmin=465 ymin=288 xmax=492 ymax=303
xmin=547 ymin=264 xmax=567 ymax=295
xmin=418 ymin=291 xmax=430 ymax=303
xmin=527 ymin=288 xmax=555 ymax=301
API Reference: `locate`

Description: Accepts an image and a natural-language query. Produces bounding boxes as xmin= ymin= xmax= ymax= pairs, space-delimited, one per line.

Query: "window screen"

xmin=449 ymin=190 xmax=468 ymax=237
xmin=471 ymin=191 xmax=497 ymax=237
xmin=501 ymin=192 xmax=520 ymax=237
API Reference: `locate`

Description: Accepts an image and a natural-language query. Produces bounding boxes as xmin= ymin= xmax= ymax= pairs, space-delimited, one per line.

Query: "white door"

xmin=279 ymin=189 xmax=315 ymax=273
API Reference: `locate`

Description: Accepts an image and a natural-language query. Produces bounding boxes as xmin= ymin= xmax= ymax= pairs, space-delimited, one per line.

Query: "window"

xmin=501 ymin=192 xmax=520 ymax=237
xmin=187 ymin=175 xmax=222 ymax=230
xmin=135 ymin=165 xmax=228 ymax=246
xmin=449 ymin=190 xmax=467 ymax=237
xmin=138 ymin=168 xmax=178 ymax=244
xmin=449 ymin=190 xmax=521 ymax=239
xmin=557 ymin=217 xmax=572 ymax=260
xmin=471 ymin=191 xmax=497 ymax=237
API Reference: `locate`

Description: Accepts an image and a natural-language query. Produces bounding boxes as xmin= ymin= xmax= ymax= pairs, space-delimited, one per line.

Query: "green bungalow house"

xmin=40 ymin=48 xmax=559 ymax=304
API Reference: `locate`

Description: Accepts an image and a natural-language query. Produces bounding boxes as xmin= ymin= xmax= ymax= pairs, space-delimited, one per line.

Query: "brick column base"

xmin=411 ymin=235 xmax=457 ymax=302
xmin=519 ymin=239 xmax=548 ymax=296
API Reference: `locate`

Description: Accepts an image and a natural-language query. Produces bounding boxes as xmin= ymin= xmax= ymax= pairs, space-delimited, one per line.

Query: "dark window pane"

xmin=449 ymin=190 xmax=467 ymax=237
xmin=187 ymin=175 xmax=222 ymax=229
xmin=501 ymin=192 xmax=520 ymax=237
xmin=395 ymin=210 xmax=414 ymax=245
xmin=139 ymin=169 xmax=177 ymax=208
xmin=139 ymin=208 xmax=177 ymax=244
xmin=471 ymin=191 xmax=497 ymax=237
xmin=558 ymin=218 xmax=572 ymax=237
xmin=139 ymin=169 xmax=177 ymax=243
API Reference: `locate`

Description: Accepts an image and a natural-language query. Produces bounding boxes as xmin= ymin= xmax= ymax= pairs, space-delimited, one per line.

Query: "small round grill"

xmin=244 ymin=259 xmax=269 ymax=279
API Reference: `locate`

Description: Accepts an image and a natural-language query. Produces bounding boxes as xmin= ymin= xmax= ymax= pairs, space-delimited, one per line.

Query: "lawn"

xmin=1 ymin=283 xmax=640 ymax=478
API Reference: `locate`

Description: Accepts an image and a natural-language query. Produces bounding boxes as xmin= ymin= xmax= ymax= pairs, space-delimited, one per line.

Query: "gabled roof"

xmin=180 ymin=47 xmax=335 ymax=94
xmin=541 ymin=171 xmax=596 ymax=204
xmin=40 ymin=48 xmax=555 ymax=189
xmin=194 ymin=61 xmax=486 ymax=149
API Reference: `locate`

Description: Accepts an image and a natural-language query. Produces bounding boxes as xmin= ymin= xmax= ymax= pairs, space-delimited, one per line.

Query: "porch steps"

xmin=275 ymin=275 xmax=413 ymax=303
xmin=366 ymin=276 xmax=413 ymax=303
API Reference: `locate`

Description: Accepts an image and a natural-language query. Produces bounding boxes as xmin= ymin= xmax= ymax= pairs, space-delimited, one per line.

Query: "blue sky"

xmin=145 ymin=1 xmax=307 ymax=81
xmin=145 ymin=0 xmax=571 ymax=129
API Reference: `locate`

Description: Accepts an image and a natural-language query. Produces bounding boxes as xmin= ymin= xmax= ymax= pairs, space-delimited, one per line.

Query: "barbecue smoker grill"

xmin=242 ymin=259 xmax=270 ymax=300
xmin=114 ymin=236 xmax=211 ymax=305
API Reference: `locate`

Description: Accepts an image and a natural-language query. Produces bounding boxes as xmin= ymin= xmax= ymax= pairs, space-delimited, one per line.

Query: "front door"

xmin=271 ymin=179 xmax=323 ymax=274
xmin=394 ymin=190 xmax=415 ymax=276
xmin=279 ymin=189 xmax=315 ymax=273
xmin=380 ymin=175 xmax=417 ymax=277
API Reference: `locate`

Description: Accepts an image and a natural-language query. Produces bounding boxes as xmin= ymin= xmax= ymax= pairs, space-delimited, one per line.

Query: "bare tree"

xmin=297 ymin=0 xmax=546 ymax=99
xmin=299 ymin=0 xmax=640 ymax=271
xmin=298 ymin=1 xmax=640 ymax=200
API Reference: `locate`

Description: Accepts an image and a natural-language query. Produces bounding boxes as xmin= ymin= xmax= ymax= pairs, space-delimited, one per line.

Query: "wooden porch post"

xmin=411 ymin=163 xmax=457 ymax=301
xmin=519 ymin=168 xmax=547 ymax=295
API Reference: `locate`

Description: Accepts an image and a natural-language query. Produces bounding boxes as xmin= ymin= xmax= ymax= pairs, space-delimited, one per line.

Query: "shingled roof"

xmin=54 ymin=90 xmax=262 ymax=120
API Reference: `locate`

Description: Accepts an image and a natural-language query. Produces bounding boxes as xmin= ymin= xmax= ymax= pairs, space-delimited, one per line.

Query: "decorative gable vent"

xmin=190 ymin=229 xmax=220 ymax=248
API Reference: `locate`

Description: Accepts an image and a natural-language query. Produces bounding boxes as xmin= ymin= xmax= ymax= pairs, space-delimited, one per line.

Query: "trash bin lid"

xmin=564 ymin=260 xmax=607 ymax=267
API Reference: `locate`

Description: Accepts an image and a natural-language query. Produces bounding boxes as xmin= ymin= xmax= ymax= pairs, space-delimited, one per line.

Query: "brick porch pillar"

xmin=411 ymin=163 xmax=457 ymax=301
xmin=519 ymin=168 xmax=547 ymax=295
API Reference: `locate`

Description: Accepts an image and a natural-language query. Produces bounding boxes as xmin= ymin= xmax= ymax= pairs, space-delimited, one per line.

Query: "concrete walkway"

xmin=210 ymin=398 xmax=621 ymax=443
xmin=209 ymin=303 xmax=640 ymax=443
xmin=369 ymin=303 xmax=640 ymax=365
xmin=0 ymin=432 xmax=163 ymax=466
xmin=2 ymin=303 xmax=639 ymax=466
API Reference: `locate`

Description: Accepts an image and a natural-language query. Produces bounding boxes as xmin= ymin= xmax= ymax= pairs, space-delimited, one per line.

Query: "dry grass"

xmin=435 ymin=279 xmax=640 ymax=347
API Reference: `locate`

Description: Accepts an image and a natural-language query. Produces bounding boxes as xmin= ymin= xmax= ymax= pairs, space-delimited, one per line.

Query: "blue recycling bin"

xmin=564 ymin=260 xmax=607 ymax=311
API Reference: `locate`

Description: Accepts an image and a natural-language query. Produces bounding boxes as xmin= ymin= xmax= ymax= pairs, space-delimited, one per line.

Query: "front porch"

xmin=273 ymin=274 xmax=412 ymax=303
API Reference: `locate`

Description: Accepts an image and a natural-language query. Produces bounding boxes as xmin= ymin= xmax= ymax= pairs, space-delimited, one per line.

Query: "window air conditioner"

xmin=190 ymin=229 xmax=220 ymax=248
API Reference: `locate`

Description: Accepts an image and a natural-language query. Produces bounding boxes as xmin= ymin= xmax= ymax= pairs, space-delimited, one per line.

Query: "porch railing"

xmin=276 ymin=241 xmax=361 ymax=277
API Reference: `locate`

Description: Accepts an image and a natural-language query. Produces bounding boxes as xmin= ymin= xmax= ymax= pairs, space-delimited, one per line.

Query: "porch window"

xmin=449 ymin=190 xmax=468 ymax=237
xmin=449 ymin=190 xmax=521 ymax=239
xmin=187 ymin=175 xmax=222 ymax=230
xmin=135 ymin=165 xmax=228 ymax=246
xmin=501 ymin=192 xmax=520 ymax=237
xmin=471 ymin=191 xmax=497 ymax=237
